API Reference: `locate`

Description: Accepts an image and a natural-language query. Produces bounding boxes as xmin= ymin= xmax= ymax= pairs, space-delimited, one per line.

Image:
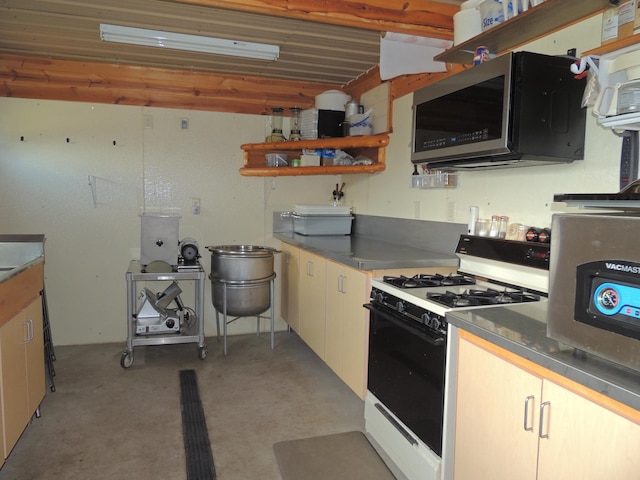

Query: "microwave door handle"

xmin=364 ymin=303 xmax=445 ymax=347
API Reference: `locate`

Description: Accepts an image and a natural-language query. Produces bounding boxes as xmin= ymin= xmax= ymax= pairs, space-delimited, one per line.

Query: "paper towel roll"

xmin=454 ymin=8 xmax=482 ymax=45
xmin=468 ymin=206 xmax=479 ymax=235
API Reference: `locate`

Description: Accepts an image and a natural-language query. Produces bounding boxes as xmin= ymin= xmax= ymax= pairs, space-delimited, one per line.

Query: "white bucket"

xmin=454 ymin=7 xmax=482 ymax=45
xmin=349 ymin=113 xmax=373 ymax=136
xmin=315 ymin=90 xmax=351 ymax=111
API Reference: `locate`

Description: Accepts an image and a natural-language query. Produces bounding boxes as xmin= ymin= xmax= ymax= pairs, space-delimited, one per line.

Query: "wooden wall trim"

xmin=390 ymin=63 xmax=468 ymax=100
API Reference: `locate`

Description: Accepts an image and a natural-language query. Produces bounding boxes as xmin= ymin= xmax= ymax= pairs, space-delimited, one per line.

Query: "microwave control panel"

xmin=575 ymin=260 xmax=640 ymax=340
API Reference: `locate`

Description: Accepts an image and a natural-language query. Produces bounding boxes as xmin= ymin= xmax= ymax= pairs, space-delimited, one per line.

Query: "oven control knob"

xmin=396 ymin=302 xmax=404 ymax=312
xmin=376 ymin=292 xmax=385 ymax=303
xmin=431 ymin=318 xmax=441 ymax=330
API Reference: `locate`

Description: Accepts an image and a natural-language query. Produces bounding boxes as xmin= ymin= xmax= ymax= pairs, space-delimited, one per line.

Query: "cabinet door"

xmin=280 ymin=244 xmax=300 ymax=332
xmin=298 ymin=250 xmax=326 ymax=359
xmin=324 ymin=261 xmax=344 ymax=375
xmin=337 ymin=266 xmax=368 ymax=399
xmin=24 ymin=297 xmax=45 ymax=414
xmin=454 ymin=337 xmax=540 ymax=480
xmin=537 ymin=380 xmax=640 ymax=480
xmin=0 ymin=312 xmax=30 ymax=457
xmin=0 ymin=350 xmax=4 ymax=463
xmin=324 ymin=261 xmax=369 ymax=399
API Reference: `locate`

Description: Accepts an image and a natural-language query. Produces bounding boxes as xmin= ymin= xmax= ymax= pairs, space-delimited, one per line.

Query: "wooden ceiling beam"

xmin=163 ymin=0 xmax=456 ymax=39
xmin=0 ymin=54 xmax=340 ymax=114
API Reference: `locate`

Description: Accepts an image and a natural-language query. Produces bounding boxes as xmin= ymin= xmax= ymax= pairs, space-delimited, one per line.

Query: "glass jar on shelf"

xmin=498 ymin=216 xmax=509 ymax=238
xmin=488 ymin=215 xmax=500 ymax=237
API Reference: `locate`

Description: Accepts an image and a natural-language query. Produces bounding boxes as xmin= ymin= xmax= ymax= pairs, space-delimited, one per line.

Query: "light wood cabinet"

xmin=0 ymin=387 xmax=3 ymax=467
xmin=278 ymin=244 xmax=449 ymax=399
xmin=325 ymin=260 xmax=369 ymax=399
xmin=280 ymin=244 xmax=372 ymax=398
xmin=298 ymin=249 xmax=327 ymax=359
xmin=0 ymin=309 xmax=28 ymax=460
xmin=280 ymin=243 xmax=300 ymax=332
xmin=0 ymin=262 xmax=45 ymax=461
xmin=1 ymin=296 xmax=45 ymax=459
xmin=536 ymin=380 xmax=640 ymax=480
xmin=454 ymin=335 xmax=541 ymax=480
xmin=453 ymin=332 xmax=640 ymax=480
xmin=24 ymin=298 xmax=46 ymax=417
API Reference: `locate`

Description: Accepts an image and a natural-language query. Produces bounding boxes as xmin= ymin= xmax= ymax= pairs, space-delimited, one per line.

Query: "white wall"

xmin=346 ymin=15 xmax=619 ymax=233
xmin=0 ymin=15 xmax=627 ymax=346
xmin=0 ymin=100 xmax=339 ymax=345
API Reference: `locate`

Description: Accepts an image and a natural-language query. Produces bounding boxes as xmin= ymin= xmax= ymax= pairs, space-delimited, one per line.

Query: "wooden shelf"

xmin=239 ymin=134 xmax=389 ymax=176
xmin=435 ymin=0 xmax=609 ymax=65
xmin=583 ymin=33 xmax=640 ymax=58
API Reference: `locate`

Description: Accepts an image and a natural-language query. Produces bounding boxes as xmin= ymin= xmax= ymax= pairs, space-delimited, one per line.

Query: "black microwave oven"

xmin=411 ymin=51 xmax=587 ymax=170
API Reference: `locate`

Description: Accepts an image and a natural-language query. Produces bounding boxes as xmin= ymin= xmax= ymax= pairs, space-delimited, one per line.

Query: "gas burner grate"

xmin=427 ymin=288 xmax=540 ymax=308
xmin=382 ymin=273 xmax=476 ymax=289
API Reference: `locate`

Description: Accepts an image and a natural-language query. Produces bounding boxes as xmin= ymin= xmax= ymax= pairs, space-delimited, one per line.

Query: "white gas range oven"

xmin=364 ymin=235 xmax=550 ymax=480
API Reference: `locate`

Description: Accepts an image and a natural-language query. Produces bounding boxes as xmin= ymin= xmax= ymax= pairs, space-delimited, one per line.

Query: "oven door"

xmin=365 ymin=303 xmax=446 ymax=456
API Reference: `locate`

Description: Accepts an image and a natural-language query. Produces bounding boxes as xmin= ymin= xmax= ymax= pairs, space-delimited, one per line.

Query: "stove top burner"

xmin=427 ymin=288 xmax=540 ymax=308
xmin=383 ymin=273 xmax=476 ymax=289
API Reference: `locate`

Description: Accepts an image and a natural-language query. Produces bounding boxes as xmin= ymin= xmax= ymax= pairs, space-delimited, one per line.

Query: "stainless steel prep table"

xmin=122 ymin=260 xmax=206 ymax=367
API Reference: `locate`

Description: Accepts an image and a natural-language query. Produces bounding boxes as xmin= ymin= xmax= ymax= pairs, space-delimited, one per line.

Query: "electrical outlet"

xmin=181 ymin=118 xmax=189 ymax=130
xmin=191 ymin=197 xmax=201 ymax=215
xmin=143 ymin=115 xmax=153 ymax=129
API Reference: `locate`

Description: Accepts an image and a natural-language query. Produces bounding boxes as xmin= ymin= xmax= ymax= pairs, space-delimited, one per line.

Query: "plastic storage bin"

xmin=292 ymin=214 xmax=354 ymax=235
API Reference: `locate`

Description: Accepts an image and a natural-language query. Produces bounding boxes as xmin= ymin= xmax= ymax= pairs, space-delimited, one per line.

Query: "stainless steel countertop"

xmin=274 ymin=232 xmax=461 ymax=271
xmin=446 ymin=303 xmax=640 ymax=411
xmin=0 ymin=235 xmax=45 ymax=284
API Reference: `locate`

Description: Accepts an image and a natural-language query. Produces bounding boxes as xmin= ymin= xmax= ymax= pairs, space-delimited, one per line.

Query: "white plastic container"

xmin=454 ymin=0 xmax=483 ymax=45
xmin=315 ymin=90 xmax=351 ymax=111
xmin=349 ymin=113 xmax=373 ymax=136
xmin=292 ymin=214 xmax=354 ymax=235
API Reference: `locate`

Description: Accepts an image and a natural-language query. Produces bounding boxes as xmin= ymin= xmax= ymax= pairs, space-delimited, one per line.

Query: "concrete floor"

xmin=0 ymin=332 xmax=380 ymax=480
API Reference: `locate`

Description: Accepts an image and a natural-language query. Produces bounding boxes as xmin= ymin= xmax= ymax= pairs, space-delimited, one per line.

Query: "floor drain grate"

xmin=180 ymin=369 xmax=216 ymax=480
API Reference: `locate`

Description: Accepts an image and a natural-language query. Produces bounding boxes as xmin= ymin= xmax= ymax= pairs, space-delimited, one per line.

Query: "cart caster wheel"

xmin=120 ymin=350 xmax=134 ymax=369
xmin=50 ymin=385 xmax=56 ymax=393
xmin=198 ymin=346 xmax=207 ymax=360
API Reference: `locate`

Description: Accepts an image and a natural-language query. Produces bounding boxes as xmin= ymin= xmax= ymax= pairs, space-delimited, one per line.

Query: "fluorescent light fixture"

xmin=99 ymin=23 xmax=279 ymax=61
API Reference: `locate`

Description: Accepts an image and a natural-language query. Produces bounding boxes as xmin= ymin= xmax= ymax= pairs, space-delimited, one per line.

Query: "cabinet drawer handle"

xmin=523 ymin=395 xmax=534 ymax=431
xmin=338 ymin=275 xmax=346 ymax=293
xmin=23 ymin=319 xmax=33 ymax=343
xmin=307 ymin=261 xmax=313 ymax=277
xmin=23 ymin=321 xmax=29 ymax=343
xmin=539 ymin=401 xmax=551 ymax=439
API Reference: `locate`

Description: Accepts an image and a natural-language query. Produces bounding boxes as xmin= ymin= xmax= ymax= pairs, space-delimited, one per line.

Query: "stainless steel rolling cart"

xmin=121 ymin=260 xmax=206 ymax=368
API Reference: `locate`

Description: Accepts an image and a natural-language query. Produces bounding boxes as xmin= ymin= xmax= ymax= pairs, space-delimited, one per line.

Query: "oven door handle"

xmin=364 ymin=303 xmax=445 ymax=347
